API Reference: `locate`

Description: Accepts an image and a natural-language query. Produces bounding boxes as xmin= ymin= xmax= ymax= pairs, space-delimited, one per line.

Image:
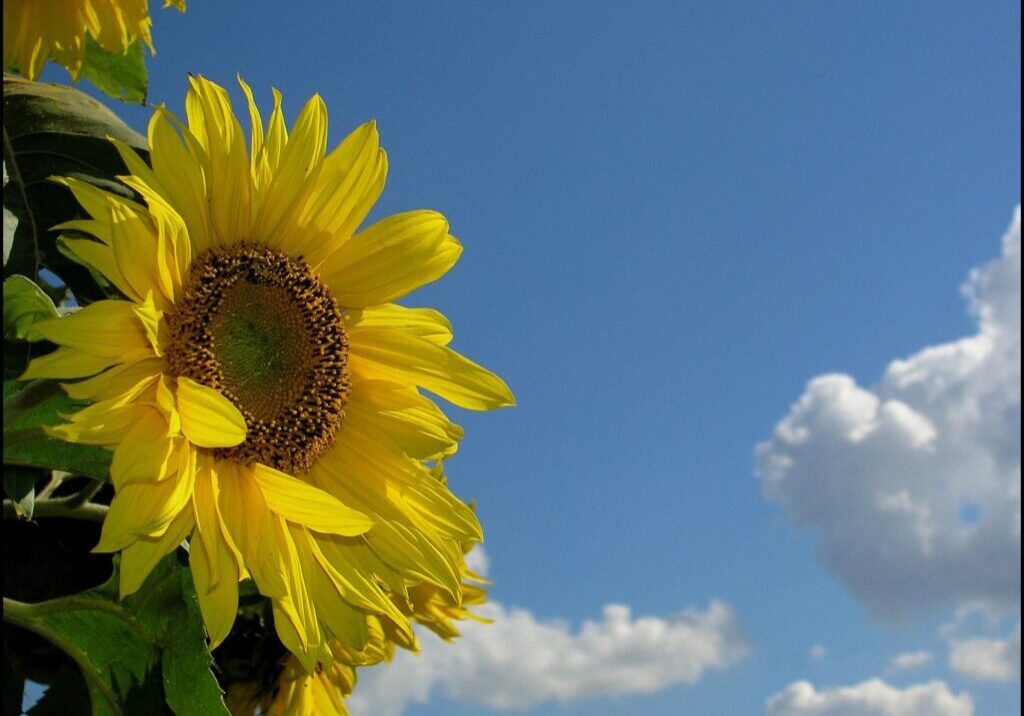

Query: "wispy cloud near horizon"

xmin=350 ymin=582 xmax=748 ymax=716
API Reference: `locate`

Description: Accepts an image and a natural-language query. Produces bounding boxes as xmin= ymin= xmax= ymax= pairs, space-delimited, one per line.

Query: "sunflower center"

xmin=166 ymin=244 xmax=349 ymax=474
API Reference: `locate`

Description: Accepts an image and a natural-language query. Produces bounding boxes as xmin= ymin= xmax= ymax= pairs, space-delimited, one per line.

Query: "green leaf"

xmin=3 ymin=595 xmax=155 ymax=716
xmin=3 ymin=466 xmax=38 ymax=518
xmin=5 ymin=556 xmax=229 ymax=716
xmin=3 ymin=74 xmax=147 ymax=301
xmin=161 ymin=569 xmax=230 ymax=716
xmin=3 ymin=379 xmax=112 ymax=480
xmin=78 ymin=37 xmax=148 ymax=105
xmin=3 ymin=275 xmax=58 ymax=340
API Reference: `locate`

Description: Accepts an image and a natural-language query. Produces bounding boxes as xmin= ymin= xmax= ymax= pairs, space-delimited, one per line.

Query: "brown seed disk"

xmin=165 ymin=243 xmax=349 ymax=474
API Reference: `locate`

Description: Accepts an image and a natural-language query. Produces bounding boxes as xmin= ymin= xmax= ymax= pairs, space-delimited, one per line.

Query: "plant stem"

xmin=2 ymin=497 xmax=107 ymax=521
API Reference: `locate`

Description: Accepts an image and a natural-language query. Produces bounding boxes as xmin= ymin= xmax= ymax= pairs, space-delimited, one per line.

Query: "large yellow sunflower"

xmin=23 ymin=75 xmax=513 ymax=673
xmin=3 ymin=0 xmax=185 ymax=81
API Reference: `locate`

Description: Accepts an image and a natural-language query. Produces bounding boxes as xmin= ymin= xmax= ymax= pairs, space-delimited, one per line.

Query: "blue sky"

xmin=43 ymin=2 xmax=1022 ymax=714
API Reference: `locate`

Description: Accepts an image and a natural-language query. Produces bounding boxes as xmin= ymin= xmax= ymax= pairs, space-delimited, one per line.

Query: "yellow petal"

xmin=21 ymin=347 xmax=124 ymax=381
xmin=55 ymin=177 xmax=174 ymax=309
xmin=107 ymin=201 xmax=174 ymax=310
xmin=114 ymin=177 xmax=192 ymax=303
xmin=95 ymin=449 xmax=195 ymax=552
xmin=292 ymin=121 xmax=387 ymax=264
xmin=333 ymin=421 xmax=481 ymax=542
xmin=349 ymin=327 xmax=514 ymax=410
xmin=217 ymin=466 xmax=287 ymax=598
xmin=253 ymin=93 xmax=328 ymax=250
xmin=109 ymin=412 xmax=180 ymax=489
xmin=304 ymin=531 xmax=412 ymax=639
xmin=251 ymin=463 xmax=373 ymax=537
xmin=272 ymin=600 xmax=316 ymax=674
xmin=54 ymin=176 xmax=141 ymax=234
xmin=367 ymin=520 xmax=462 ymax=600
xmin=57 ymin=236 xmax=137 ymax=301
xmin=264 ymin=88 xmax=287 ymax=173
xmin=345 ymin=380 xmax=462 ymax=459
xmin=175 ymin=377 xmax=246 ymax=448
xmin=139 ymin=110 xmax=215 ymax=254
xmin=30 ymin=300 xmax=154 ymax=357
xmin=185 ymin=76 xmax=252 ymax=247
xmin=344 ymin=304 xmax=452 ymax=345
xmin=311 ymin=462 xmax=462 ymax=599
xmin=237 ymin=76 xmax=265 ymax=174
xmin=268 ymin=514 xmax=321 ymax=666
xmin=119 ymin=508 xmax=194 ymax=598
xmin=319 ymin=211 xmax=460 ymax=307
xmin=47 ymin=388 xmax=152 ymax=446
xmin=290 ymin=524 xmax=369 ymax=651
xmin=190 ymin=512 xmax=240 ymax=648
xmin=62 ymin=357 xmax=163 ymax=401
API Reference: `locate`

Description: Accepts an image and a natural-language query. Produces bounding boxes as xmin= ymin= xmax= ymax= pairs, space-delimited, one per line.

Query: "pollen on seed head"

xmin=165 ymin=244 xmax=349 ymax=474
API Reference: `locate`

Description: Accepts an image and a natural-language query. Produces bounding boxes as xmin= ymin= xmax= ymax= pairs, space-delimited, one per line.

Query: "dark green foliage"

xmin=3 ymin=74 xmax=147 ymax=302
xmin=3 ymin=380 xmax=113 ymax=481
xmin=8 ymin=557 xmax=229 ymax=716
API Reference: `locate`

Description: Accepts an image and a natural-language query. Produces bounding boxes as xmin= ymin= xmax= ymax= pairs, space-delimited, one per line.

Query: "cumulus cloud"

xmin=756 ymin=207 xmax=1022 ymax=616
xmin=350 ymin=598 xmax=748 ymax=716
xmin=765 ymin=679 xmax=974 ymax=716
xmin=948 ymin=623 xmax=1021 ymax=682
xmin=886 ymin=651 xmax=933 ymax=674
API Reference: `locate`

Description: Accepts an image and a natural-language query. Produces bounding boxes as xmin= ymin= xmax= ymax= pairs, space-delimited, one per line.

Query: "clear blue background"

xmin=39 ymin=2 xmax=1022 ymax=714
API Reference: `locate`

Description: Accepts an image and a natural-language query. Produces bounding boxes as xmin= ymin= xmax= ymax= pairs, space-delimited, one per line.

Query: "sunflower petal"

xmin=175 ymin=377 xmax=246 ymax=448
xmin=185 ymin=76 xmax=252 ymax=247
xmin=22 ymin=347 xmax=124 ymax=381
xmin=58 ymin=236 xmax=137 ymax=301
xmin=253 ymin=93 xmax=328 ymax=250
xmin=295 ymin=121 xmax=387 ymax=263
xmin=30 ymin=300 xmax=154 ymax=357
xmin=95 ymin=446 xmax=194 ymax=552
xmin=218 ymin=466 xmax=287 ymax=598
xmin=62 ymin=357 xmax=163 ymax=401
xmin=319 ymin=211 xmax=460 ymax=307
xmin=290 ymin=524 xmax=370 ymax=651
xmin=344 ymin=304 xmax=453 ymax=345
xmin=190 ymin=514 xmax=240 ymax=648
xmin=251 ymin=463 xmax=373 ymax=536
xmin=346 ymin=380 xmax=462 ymax=459
xmin=119 ymin=508 xmax=194 ymax=598
xmin=305 ymin=531 xmax=412 ymax=638
xmin=349 ymin=327 xmax=514 ymax=410
xmin=109 ymin=410 xmax=180 ymax=488
xmin=268 ymin=515 xmax=321 ymax=667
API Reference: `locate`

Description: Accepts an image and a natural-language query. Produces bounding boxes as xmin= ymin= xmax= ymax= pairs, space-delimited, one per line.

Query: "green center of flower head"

xmin=166 ymin=245 xmax=349 ymax=474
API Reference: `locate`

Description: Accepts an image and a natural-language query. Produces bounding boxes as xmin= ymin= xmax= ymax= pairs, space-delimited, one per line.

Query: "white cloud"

xmin=350 ymin=598 xmax=748 ymax=716
xmin=810 ymin=644 xmax=828 ymax=661
xmin=765 ymin=679 xmax=974 ymax=716
xmin=948 ymin=623 xmax=1021 ymax=682
xmin=886 ymin=651 xmax=933 ymax=674
xmin=756 ymin=207 xmax=1022 ymax=616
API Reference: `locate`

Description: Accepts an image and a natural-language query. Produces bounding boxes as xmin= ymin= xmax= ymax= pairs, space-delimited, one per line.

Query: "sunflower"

xmin=23 ymin=75 xmax=513 ymax=672
xmin=3 ymin=0 xmax=185 ymax=81
xmin=227 ymin=617 xmax=392 ymax=716
xmin=229 ymin=537 xmax=487 ymax=716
